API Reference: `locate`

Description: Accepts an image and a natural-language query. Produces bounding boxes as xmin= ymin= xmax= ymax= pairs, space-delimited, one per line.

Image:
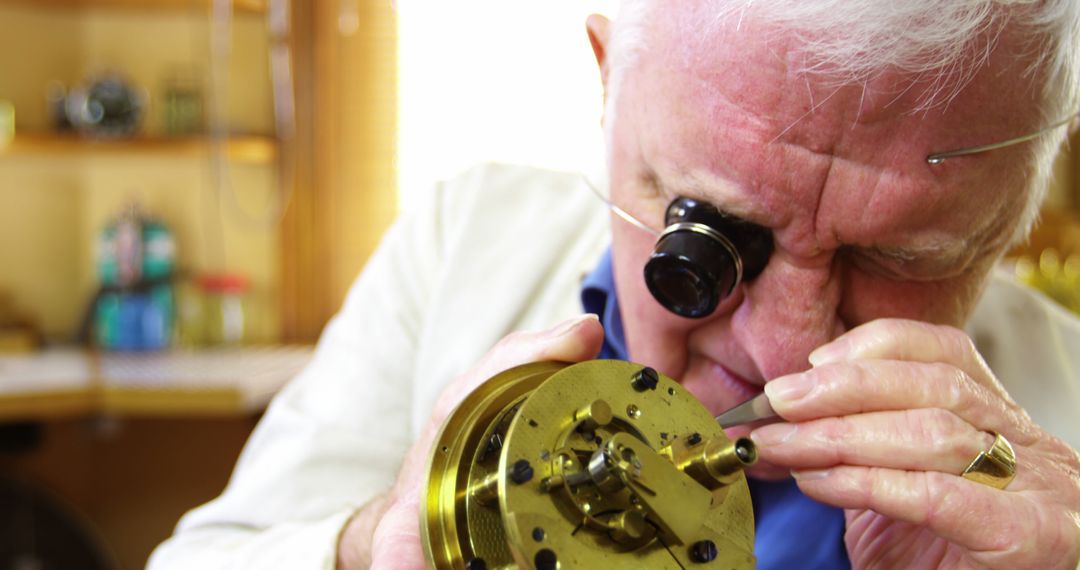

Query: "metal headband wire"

xmin=926 ymin=110 xmax=1079 ymax=165
xmin=581 ymin=174 xmax=661 ymax=237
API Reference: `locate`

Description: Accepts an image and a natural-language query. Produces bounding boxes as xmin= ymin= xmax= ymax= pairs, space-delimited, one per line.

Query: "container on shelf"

xmin=162 ymin=66 xmax=204 ymax=135
xmin=178 ymin=273 xmax=250 ymax=347
xmin=92 ymin=206 xmax=177 ymax=351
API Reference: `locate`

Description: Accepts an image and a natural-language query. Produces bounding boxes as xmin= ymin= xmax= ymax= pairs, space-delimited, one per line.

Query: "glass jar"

xmin=198 ymin=274 xmax=249 ymax=346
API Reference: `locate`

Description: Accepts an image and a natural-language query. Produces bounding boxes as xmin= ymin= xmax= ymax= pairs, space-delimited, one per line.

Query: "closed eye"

xmin=842 ymin=246 xmax=969 ymax=282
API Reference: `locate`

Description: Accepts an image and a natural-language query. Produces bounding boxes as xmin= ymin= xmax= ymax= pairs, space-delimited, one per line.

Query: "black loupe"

xmin=644 ymin=197 xmax=772 ymax=318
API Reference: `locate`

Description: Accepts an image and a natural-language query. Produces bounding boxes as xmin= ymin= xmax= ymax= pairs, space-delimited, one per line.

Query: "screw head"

xmin=690 ymin=540 xmax=718 ymax=563
xmin=510 ymin=459 xmax=534 ymax=484
xmin=735 ymin=438 xmax=757 ymax=464
xmin=487 ymin=432 xmax=503 ymax=453
xmin=632 ymin=367 xmax=659 ymax=391
xmin=534 ymin=548 xmax=558 ymax=570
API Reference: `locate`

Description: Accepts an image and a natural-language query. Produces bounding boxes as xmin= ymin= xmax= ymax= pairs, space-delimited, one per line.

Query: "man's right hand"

xmin=337 ymin=314 xmax=605 ymax=569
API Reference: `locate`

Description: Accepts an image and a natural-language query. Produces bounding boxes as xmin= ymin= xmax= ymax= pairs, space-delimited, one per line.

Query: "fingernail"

xmin=808 ymin=340 xmax=847 ymax=366
xmin=750 ymin=423 xmax=797 ymax=446
xmin=764 ymin=373 xmax=813 ymax=404
xmin=551 ymin=313 xmax=599 ymax=337
xmin=791 ymin=469 xmax=831 ymax=481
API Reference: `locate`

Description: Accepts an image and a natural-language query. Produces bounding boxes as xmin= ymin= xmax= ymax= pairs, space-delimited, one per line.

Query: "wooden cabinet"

xmin=0 ymin=0 xmax=399 ymax=344
xmin=0 ymin=2 xmax=397 ymax=568
xmin=0 ymin=0 xmax=282 ymax=343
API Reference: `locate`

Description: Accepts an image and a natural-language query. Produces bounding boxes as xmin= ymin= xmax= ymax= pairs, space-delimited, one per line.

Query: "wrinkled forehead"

xmin=619 ymin=0 xmax=1052 ymax=124
xmin=609 ymin=3 xmax=1049 ymax=258
xmin=621 ymin=8 xmax=1049 ymax=166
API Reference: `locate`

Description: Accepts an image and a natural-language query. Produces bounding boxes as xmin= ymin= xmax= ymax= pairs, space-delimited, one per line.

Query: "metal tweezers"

xmin=715 ymin=392 xmax=778 ymax=429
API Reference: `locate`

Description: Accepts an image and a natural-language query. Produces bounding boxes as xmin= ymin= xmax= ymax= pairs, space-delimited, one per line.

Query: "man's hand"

xmin=336 ymin=314 xmax=604 ymax=569
xmin=751 ymin=318 xmax=1080 ymax=569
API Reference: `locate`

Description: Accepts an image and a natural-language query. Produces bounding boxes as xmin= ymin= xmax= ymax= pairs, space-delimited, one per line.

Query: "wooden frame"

xmin=280 ymin=0 xmax=397 ymax=342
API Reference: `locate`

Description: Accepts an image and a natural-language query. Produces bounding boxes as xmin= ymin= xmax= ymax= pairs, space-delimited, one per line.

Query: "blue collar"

xmin=579 ymin=246 xmax=851 ymax=569
xmin=580 ymin=248 xmax=628 ymax=360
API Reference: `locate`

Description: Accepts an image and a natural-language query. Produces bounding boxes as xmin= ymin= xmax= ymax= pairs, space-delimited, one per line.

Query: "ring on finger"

xmin=961 ymin=432 xmax=1016 ymax=490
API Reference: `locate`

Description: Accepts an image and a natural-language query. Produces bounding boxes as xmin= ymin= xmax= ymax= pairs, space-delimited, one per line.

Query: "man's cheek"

xmin=839 ymin=270 xmax=983 ymax=328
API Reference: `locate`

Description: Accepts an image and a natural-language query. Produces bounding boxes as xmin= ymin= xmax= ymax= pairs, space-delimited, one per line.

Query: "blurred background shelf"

xmin=0 ymin=0 xmax=265 ymax=14
xmin=0 ymin=0 xmax=396 ymax=567
xmin=0 ymin=132 xmax=278 ymax=164
xmin=0 ymin=345 xmax=313 ymax=422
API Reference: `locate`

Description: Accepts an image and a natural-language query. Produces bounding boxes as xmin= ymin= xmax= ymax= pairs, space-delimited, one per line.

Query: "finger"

xmin=791 ymin=465 xmax=1058 ymax=562
xmin=751 ymin=409 xmax=995 ymax=475
xmin=429 ymin=313 xmax=604 ymax=426
xmin=763 ymin=360 xmax=1033 ymax=443
xmin=400 ymin=314 xmax=604 ymax=490
xmin=381 ymin=315 xmax=604 ymax=565
xmin=808 ymin=319 xmax=1002 ymax=393
xmin=369 ymin=495 xmax=427 ymax=570
xmin=468 ymin=313 xmax=605 ymax=391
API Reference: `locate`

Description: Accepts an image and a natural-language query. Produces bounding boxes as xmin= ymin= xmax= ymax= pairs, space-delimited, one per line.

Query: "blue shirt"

xmin=581 ymin=247 xmax=851 ymax=570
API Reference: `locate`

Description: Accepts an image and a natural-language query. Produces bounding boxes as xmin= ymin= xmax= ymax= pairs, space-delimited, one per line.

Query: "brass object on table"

xmin=422 ymin=360 xmax=757 ymax=569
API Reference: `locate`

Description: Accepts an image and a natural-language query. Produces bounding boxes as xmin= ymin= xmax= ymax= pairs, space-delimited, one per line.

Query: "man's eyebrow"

xmin=655 ymin=169 xmax=974 ymax=265
xmin=653 ymin=171 xmax=763 ymax=221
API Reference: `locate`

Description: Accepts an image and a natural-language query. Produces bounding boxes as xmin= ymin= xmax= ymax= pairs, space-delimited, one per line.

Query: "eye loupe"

xmin=644 ymin=198 xmax=772 ymax=318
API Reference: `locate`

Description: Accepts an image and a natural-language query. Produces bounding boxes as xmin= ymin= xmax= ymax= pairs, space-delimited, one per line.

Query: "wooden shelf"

xmin=0 ymin=0 xmax=265 ymax=15
xmin=0 ymin=346 xmax=313 ymax=421
xmin=0 ymin=132 xmax=278 ymax=164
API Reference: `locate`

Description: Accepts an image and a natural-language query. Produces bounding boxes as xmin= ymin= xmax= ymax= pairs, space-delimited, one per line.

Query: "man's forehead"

xmin=635 ymin=2 xmax=1047 ymax=130
xmin=616 ymin=16 xmax=1037 ymax=263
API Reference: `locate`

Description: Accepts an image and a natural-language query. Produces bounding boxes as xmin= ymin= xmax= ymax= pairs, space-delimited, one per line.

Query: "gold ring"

xmin=961 ymin=433 xmax=1016 ymax=490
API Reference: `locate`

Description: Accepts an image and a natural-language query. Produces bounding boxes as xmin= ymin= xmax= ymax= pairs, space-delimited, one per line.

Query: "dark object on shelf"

xmin=0 ymin=476 xmax=115 ymax=570
xmin=66 ymin=73 xmax=145 ymax=137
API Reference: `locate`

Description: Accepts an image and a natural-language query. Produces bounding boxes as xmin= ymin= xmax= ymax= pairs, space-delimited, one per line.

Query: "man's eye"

xmin=844 ymin=248 xmax=961 ymax=282
xmin=845 ymin=249 xmax=906 ymax=280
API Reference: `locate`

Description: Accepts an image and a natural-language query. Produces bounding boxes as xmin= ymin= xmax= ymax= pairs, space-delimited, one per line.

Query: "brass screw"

xmin=510 ymin=459 xmax=534 ymax=484
xmin=632 ymin=367 xmax=659 ymax=391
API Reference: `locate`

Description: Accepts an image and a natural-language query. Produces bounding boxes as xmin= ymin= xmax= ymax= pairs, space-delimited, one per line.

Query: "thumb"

xmin=368 ymin=494 xmax=426 ymax=570
xmin=416 ymin=314 xmax=605 ymax=481
xmin=489 ymin=313 xmax=604 ymax=372
xmin=451 ymin=313 xmax=605 ymax=406
xmin=376 ymin=314 xmax=605 ymax=568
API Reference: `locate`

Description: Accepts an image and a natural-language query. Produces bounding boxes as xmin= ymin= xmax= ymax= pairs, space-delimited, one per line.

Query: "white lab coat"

xmin=148 ymin=163 xmax=1080 ymax=569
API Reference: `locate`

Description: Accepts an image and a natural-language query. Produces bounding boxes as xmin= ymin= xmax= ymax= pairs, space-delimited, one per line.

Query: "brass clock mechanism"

xmin=422 ymin=360 xmax=758 ymax=569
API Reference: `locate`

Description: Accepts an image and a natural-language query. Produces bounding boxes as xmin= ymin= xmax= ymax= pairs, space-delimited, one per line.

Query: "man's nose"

xmin=730 ymin=254 xmax=844 ymax=380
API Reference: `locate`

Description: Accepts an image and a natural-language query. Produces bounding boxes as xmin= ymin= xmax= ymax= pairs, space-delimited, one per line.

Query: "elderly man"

xmin=151 ymin=1 xmax=1080 ymax=568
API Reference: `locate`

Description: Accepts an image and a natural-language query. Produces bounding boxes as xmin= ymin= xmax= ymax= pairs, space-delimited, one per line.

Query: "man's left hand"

xmin=751 ymin=318 xmax=1080 ymax=569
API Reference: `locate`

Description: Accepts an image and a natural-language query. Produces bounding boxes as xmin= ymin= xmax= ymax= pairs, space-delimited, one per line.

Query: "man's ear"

xmin=586 ymin=14 xmax=612 ymax=103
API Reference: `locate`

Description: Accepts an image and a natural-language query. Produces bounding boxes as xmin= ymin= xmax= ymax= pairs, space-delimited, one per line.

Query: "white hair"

xmin=604 ymin=0 xmax=1080 ymax=242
